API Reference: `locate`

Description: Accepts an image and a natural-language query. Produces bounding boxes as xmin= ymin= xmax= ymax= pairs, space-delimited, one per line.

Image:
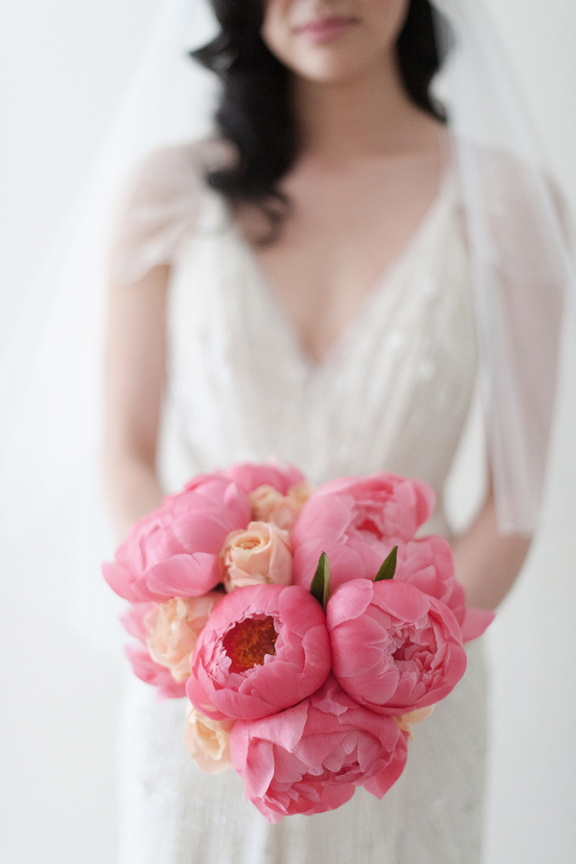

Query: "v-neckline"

xmin=226 ymin=155 xmax=456 ymax=376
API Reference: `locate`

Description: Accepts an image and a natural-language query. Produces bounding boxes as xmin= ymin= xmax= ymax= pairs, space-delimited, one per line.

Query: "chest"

xmin=166 ymin=176 xmax=477 ymax=495
xmin=233 ymin=155 xmax=451 ymax=365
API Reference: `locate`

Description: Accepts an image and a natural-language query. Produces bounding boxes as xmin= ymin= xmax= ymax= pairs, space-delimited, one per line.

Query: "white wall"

xmin=1 ymin=1 xmax=575 ymax=862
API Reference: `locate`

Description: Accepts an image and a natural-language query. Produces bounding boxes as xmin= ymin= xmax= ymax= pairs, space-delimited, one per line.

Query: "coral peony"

xmin=184 ymin=704 xmax=234 ymax=774
xmin=102 ymin=475 xmax=250 ymax=602
xmin=327 ymin=578 xmax=467 ymax=714
xmin=230 ymin=675 xmax=408 ymax=822
xmin=186 ymin=584 xmax=331 ymax=721
xmin=394 ymin=536 xmax=494 ymax=643
xmin=292 ymin=472 xmax=434 ymax=590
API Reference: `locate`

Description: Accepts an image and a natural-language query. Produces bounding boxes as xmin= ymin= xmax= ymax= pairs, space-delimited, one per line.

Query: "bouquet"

xmin=103 ymin=462 xmax=493 ymax=822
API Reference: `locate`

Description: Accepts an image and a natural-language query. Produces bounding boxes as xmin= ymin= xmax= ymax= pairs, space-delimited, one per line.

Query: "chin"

xmin=289 ymin=53 xmax=375 ymax=87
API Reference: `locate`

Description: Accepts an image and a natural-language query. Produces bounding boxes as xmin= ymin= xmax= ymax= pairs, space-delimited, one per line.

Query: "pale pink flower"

xmin=121 ymin=603 xmax=186 ymax=699
xmin=184 ymin=704 xmax=234 ymax=774
xmin=327 ymin=578 xmax=468 ymax=714
xmin=287 ymin=481 xmax=314 ymax=510
xmin=220 ymin=521 xmax=292 ymax=591
xmin=230 ymin=675 xmax=408 ymax=822
xmin=102 ymin=475 xmax=250 ymax=602
xmin=249 ymin=482 xmax=314 ymax=532
xmin=144 ymin=593 xmax=223 ymax=682
xmin=186 ymin=584 xmax=331 ymax=721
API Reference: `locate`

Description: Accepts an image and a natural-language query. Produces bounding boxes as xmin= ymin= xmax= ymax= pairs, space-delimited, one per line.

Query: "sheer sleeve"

xmin=106 ymin=139 xmax=226 ymax=286
xmin=463 ymin=145 xmax=568 ymax=532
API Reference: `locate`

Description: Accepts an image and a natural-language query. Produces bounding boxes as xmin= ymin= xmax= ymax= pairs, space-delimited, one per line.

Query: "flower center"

xmin=352 ymin=503 xmax=384 ymax=539
xmin=222 ymin=615 xmax=278 ymax=673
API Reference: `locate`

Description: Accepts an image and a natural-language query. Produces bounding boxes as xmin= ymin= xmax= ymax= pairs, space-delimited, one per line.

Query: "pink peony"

xmin=394 ymin=536 xmax=494 ymax=643
xmin=292 ymin=473 xmax=434 ymax=590
xmin=186 ymin=584 xmax=331 ymax=721
xmin=394 ymin=535 xmax=466 ymax=622
xmin=184 ymin=704 xmax=234 ymax=774
xmin=327 ymin=578 xmax=468 ymax=715
xmin=230 ymin=675 xmax=408 ymax=822
xmin=145 ymin=593 xmax=223 ymax=682
xmin=121 ymin=601 xmax=156 ymax=642
xmin=214 ymin=462 xmax=306 ymax=496
xmin=124 ymin=642 xmax=186 ymax=700
xmin=102 ymin=475 xmax=251 ymax=602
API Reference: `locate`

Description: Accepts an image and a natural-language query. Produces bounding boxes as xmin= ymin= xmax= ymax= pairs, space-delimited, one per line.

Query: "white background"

xmin=1 ymin=1 xmax=575 ymax=862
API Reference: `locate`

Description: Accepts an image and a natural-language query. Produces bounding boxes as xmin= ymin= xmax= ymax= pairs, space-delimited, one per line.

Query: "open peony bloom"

xmin=327 ymin=578 xmax=468 ymax=715
xmin=144 ymin=593 xmax=223 ymax=682
xmin=186 ymin=584 xmax=331 ymax=721
xmin=220 ymin=522 xmax=292 ymax=591
xmin=102 ymin=475 xmax=250 ymax=603
xmin=184 ymin=704 xmax=234 ymax=774
xmin=230 ymin=675 xmax=409 ymax=822
xmin=292 ymin=473 xmax=434 ymax=590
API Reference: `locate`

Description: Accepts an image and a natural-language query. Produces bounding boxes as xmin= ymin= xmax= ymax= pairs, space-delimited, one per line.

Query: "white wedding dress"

xmin=111 ymin=140 xmax=488 ymax=864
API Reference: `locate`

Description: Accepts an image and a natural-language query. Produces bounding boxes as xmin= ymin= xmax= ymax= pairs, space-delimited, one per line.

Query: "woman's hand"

xmin=103 ymin=263 xmax=170 ymax=542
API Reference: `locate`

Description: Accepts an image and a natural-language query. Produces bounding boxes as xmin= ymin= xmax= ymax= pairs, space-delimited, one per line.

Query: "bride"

xmin=1 ymin=0 xmax=572 ymax=862
xmin=102 ymin=1 xmax=565 ymax=862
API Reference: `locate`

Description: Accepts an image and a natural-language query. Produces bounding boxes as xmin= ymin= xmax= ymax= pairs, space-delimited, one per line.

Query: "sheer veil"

xmin=1 ymin=0 xmax=575 ymax=858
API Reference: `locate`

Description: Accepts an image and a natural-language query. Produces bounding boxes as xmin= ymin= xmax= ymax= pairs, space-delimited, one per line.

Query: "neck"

xmin=293 ymin=51 xmax=436 ymax=165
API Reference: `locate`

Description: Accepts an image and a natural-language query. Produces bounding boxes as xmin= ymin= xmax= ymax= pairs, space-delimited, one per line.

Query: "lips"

xmin=296 ymin=16 xmax=358 ymax=45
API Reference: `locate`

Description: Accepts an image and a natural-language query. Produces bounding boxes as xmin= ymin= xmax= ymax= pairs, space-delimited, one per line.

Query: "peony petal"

xmin=146 ymin=553 xmax=221 ymax=597
xmin=460 ymin=607 xmax=496 ymax=642
xmin=124 ymin=643 xmax=186 ymax=700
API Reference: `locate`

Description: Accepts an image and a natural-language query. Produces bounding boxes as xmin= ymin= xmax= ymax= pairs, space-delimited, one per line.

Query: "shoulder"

xmin=107 ymin=138 xmax=236 ymax=285
xmin=453 ymin=140 xmax=570 ymax=267
xmin=121 ymin=137 xmax=236 ymax=205
xmin=456 ymin=141 xmax=566 ymax=222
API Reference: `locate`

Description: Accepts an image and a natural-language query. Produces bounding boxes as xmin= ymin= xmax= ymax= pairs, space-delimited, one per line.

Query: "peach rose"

xmin=184 ymin=704 xmax=233 ymax=774
xmin=144 ymin=593 xmax=222 ymax=682
xmin=220 ymin=521 xmax=292 ymax=591
xmin=249 ymin=483 xmax=314 ymax=532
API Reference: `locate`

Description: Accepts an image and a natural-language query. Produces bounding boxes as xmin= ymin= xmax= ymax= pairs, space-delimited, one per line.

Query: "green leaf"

xmin=310 ymin=552 xmax=331 ymax=610
xmin=374 ymin=546 xmax=398 ymax=582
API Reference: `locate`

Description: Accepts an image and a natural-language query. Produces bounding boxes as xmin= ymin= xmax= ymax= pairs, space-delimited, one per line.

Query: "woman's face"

xmin=261 ymin=0 xmax=410 ymax=83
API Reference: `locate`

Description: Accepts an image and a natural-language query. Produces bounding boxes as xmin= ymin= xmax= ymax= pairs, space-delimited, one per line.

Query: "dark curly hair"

xmin=192 ymin=0 xmax=449 ymax=242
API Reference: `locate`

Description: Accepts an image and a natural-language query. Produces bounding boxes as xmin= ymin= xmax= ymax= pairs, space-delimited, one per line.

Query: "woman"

xmin=101 ymin=1 xmax=565 ymax=862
